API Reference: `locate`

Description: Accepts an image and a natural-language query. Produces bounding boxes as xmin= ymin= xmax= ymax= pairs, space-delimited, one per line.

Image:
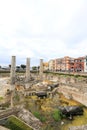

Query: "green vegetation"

xmin=0 ymin=70 xmax=87 ymax=78
xmin=13 ymin=91 xmax=20 ymax=102
xmin=41 ymin=125 xmax=54 ymax=130
xmin=15 ymin=94 xmax=20 ymax=101
xmin=52 ymin=109 xmax=62 ymax=121
xmin=20 ymin=64 xmax=26 ymax=69
xmin=32 ymin=66 xmax=37 ymax=70
xmin=33 ymin=111 xmax=46 ymax=122
xmin=0 ymin=97 xmax=3 ymax=100
xmin=5 ymin=116 xmax=33 ymax=130
xmin=77 ymin=76 xmax=84 ymax=80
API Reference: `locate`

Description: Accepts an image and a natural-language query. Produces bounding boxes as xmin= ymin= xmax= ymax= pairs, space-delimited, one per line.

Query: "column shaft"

xmin=39 ymin=59 xmax=43 ymax=79
xmin=26 ymin=58 xmax=30 ymax=82
xmin=10 ymin=56 xmax=16 ymax=85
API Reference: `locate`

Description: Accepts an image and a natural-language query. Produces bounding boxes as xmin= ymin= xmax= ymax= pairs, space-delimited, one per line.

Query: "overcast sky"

xmin=0 ymin=0 xmax=87 ymax=66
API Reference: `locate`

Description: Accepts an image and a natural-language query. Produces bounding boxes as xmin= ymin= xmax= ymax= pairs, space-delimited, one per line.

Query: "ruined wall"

xmin=43 ymin=73 xmax=87 ymax=84
xmin=58 ymin=85 xmax=87 ymax=107
xmin=43 ymin=73 xmax=87 ymax=106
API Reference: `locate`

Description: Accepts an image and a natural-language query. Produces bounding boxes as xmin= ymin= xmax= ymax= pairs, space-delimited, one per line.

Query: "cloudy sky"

xmin=0 ymin=0 xmax=87 ymax=66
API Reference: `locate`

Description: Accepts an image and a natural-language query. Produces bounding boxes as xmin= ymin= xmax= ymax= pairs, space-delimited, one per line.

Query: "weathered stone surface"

xmin=18 ymin=108 xmax=42 ymax=130
xmin=10 ymin=56 xmax=16 ymax=85
xmin=39 ymin=59 xmax=43 ymax=79
xmin=25 ymin=58 xmax=30 ymax=82
xmin=0 ymin=126 xmax=10 ymax=130
xmin=49 ymin=83 xmax=59 ymax=90
xmin=58 ymin=85 xmax=87 ymax=107
xmin=0 ymin=77 xmax=11 ymax=97
xmin=69 ymin=125 xmax=87 ymax=130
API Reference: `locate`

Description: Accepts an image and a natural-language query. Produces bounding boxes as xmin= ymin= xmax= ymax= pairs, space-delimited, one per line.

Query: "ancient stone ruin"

xmin=39 ymin=59 xmax=43 ymax=79
xmin=25 ymin=58 xmax=30 ymax=82
xmin=10 ymin=56 xmax=16 ymax=85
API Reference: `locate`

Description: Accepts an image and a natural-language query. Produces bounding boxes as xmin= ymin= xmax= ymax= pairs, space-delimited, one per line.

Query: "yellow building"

xmin=43 ymin=62 xmax=49 ymax=71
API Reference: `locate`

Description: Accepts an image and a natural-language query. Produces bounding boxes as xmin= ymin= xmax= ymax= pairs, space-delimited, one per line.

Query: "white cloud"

xmin=0 ymin=0 xmax=87 ymax=65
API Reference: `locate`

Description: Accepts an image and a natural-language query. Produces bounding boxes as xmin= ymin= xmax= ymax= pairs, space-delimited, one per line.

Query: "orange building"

xmin=48 ymin=56 xmax=87 ymax=72
xmin=53 ymin=56 xmax=74 ymax=72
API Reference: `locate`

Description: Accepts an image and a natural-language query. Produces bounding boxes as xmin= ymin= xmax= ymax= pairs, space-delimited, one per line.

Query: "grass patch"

xmin=0 ymin=97 xmax=3 ymax=100
xmin=13 ymin=91 xmax=20 ymax=103
xmin=5 ymin=116 xmax=33 ymax=130
xmin=33 ymin=111 xmax=46 ymax=122
xmin=52 ymin=109 xmax=62 ymax=121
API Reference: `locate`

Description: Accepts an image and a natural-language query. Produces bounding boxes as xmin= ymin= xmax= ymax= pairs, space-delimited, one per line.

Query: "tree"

xmin=20 ymin=64 xmax=26 ymax=69
xmin=32 ymin=66 xmax=37 ymax=70
xmin=38 ymin=66 xmax=40 ymax=70
xmin=9 ymin=64 xmax=11 ymax=68
xmin=16 ymin=66 xmax=20 ymax=72
xmin=16 ymin=66 xmax=20 ymax=69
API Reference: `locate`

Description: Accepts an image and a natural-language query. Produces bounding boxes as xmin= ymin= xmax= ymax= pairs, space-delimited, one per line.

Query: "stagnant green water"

xmin=24 ymin=94 xmax=87 ymax=130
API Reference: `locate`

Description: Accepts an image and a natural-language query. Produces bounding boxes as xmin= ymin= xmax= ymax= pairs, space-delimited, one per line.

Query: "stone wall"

xmin=58 ymin=85 xmax=87 ymax=107
xmin=20 ymin=72 xmax=87 ymax=106
xmin=43 ymin=73 xmax=87 ymax=85
xmin=42 ymin=73 xmax=87 ymax=106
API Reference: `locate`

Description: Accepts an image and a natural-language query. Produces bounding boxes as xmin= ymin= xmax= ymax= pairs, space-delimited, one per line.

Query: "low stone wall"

xmin=58 ymin=85 xmax=87 ymax=107
xmin=18 ymin=108 xmax=42 ymax=130
xmin=43 ymin=73 xmax=87 ymax=84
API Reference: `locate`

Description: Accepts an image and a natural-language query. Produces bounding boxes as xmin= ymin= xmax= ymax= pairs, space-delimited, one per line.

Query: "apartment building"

xmin=48 ymin=60 xmax=54 ymax=71
xmin=48 ymin=55 xmax=87 ymax=72
xmin=74 ymin=57 xmax=84 ymax=72
xmin=53 ymin=56 xmax=74 ymax=72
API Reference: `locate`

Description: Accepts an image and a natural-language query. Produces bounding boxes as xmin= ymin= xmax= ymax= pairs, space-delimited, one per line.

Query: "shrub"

xmin=33 ymin=111 xmax=46 ymax=122
xmin=52 ymin=109 xmax=62 ymax=121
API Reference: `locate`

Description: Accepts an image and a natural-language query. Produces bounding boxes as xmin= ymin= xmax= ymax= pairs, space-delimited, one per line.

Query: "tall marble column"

xmin=25 ymin=58 xmax=30 ymax=82
xmin=10 ymin=56 xmax=16 ymax=85
xmin=39 ymin=59 xmax=43 ymax=79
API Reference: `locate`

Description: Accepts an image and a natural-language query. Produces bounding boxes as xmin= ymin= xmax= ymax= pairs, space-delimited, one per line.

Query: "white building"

xmin=84 ymin=56 xmax=87 ymax=72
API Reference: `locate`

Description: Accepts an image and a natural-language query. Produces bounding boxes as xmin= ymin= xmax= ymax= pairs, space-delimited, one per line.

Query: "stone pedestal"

xmin=25 ymin=58 xmax=30 ymax=82
xmin=10 ymin=56 xmax=16 ymax=85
